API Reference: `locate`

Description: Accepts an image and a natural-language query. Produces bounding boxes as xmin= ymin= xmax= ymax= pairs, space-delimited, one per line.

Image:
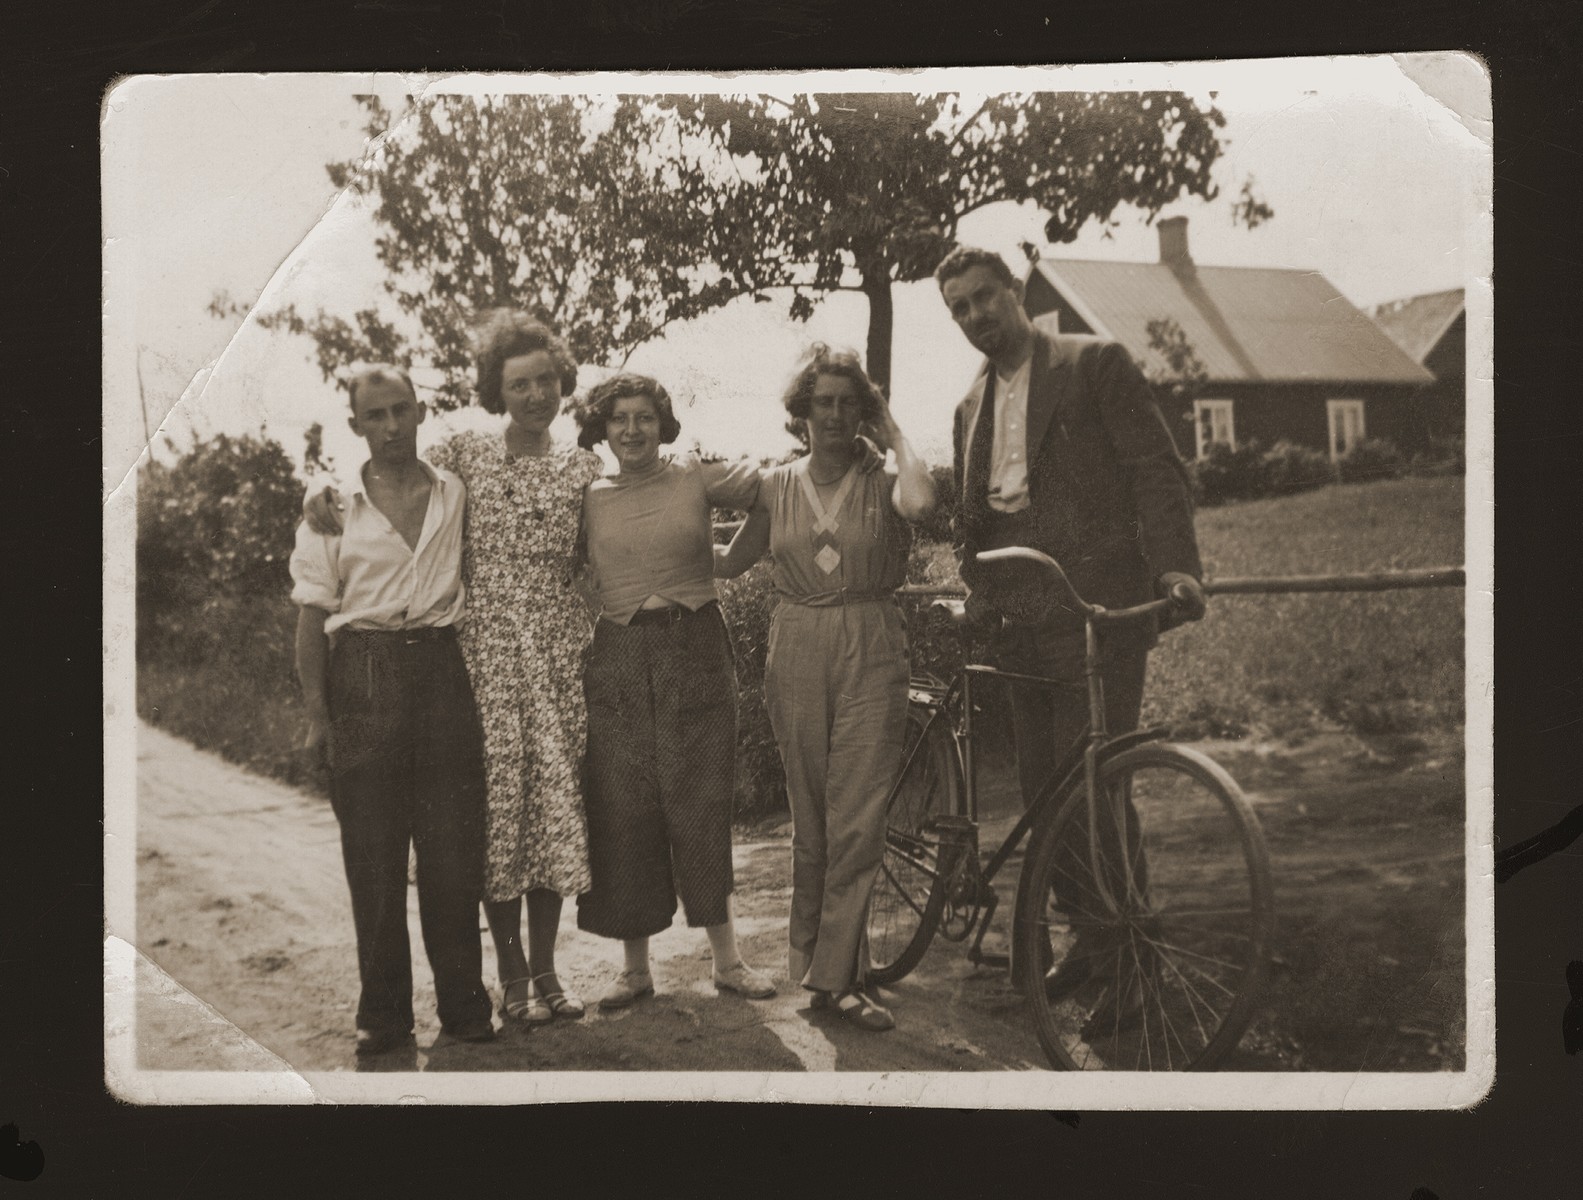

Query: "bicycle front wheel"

xmin=866 ymin=701 xmax=960 ymax=985
xmin=1018 ymin=743 xmax=1274 ymax=1070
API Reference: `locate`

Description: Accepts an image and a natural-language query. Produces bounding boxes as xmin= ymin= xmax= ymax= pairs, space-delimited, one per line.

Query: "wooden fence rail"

xmin=893 ymin=566 xmax=1465 ymax=600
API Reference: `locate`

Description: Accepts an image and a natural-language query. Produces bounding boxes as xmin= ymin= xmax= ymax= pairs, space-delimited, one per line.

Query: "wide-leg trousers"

xmin=577 ymin=603 xmax=738 ymax=940
xmin=327 ymin=628 xmax=491 ymax=1035
xmin=765 ymin=599 xmax=909 ymax=994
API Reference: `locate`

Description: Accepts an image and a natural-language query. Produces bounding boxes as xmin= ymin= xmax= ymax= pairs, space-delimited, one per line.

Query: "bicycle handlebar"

xmin=972 ymin=546 xmax=1191 ymax=626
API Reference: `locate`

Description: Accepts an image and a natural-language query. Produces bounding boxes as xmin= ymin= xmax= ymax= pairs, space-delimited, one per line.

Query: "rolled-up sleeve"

xmin=288 ymin=520 xmax=342 ymax=612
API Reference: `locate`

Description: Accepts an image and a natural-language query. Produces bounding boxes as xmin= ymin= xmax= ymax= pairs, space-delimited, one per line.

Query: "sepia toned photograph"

xmin=102 ymin=57 xmax=1492 ymax=1107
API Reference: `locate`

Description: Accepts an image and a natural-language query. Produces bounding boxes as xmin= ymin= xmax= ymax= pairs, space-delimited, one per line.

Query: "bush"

xmin=1191 ymin=439 xmax=1271 ymax=506
xmin=916 ymin=463 xmax=959 ymax=545
xmin=1409 ymin=434 xmax=1465 ymax=477
xmin=1260 ymin=440 xmax=1333 ymax=497
xmin=137 ymin=430 xmax=321 ymax=787
xmin=1336 ymin=437 xmax=1404 ymax=484
xmin=137 ymin=431 xmax=303 ymax=656
xmin=1190 ymin=438 xmax=1408 ymax=505
xmin=716 ymin=561 xmax=784 ymax=815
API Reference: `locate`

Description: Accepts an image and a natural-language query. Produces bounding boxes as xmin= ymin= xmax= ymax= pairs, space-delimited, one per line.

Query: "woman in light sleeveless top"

xmin=718 ymin=345 xmax=935 ymax=1031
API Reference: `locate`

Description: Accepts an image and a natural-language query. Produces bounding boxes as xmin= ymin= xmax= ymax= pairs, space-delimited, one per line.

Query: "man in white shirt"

xmin=938 ymin=247 xmax=1207 ymax=1019
xmin=290 ymin=365 xmax=493 ymax=1056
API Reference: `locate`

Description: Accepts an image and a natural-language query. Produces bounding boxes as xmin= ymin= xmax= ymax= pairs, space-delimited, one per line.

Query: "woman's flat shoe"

xmin=598 ymin=969 xmax=655 ymax=1011
xmin=532 ymin=971 xmax=587 ymax=1019
xmin=713 ymin=960 xmax=777 ymax=999
xmin=831 ymin=987 xmax=895 ymax=1032
xmin=500 ymin=976 xmax=554 ymax=1025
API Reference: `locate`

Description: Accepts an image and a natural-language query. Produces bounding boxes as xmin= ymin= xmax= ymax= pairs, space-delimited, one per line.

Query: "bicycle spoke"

xmin=1156 ymin=942 xmax=1216 ymax=1046
xmin=1139 ymin=938 xmax=1240 ymax=1002
xmin=1125 ymin=935 xmax=1150 ymax=1070
xmin=1136 ymin=931 xmax=1247 ymax=977
xmin=1152 ymin=908 xmax=1258 ymax=922
xmin=879 ymin=861 xmax=932 ymax=921
xmin=1127 ymin=933 xmax=1182 ymax=1068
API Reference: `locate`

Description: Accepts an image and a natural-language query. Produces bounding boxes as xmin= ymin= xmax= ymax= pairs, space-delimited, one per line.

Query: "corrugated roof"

xmin=1031 ymin=258 xmax=1434 ymax=386
xmin=1367 ymin=288 xmax=1465 ymax=364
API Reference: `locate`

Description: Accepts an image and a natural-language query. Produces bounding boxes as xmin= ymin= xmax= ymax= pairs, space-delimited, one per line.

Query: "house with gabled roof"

xmin=1021 ymin=217 xmax=1435 ymax=460
xmin=1367 ymin=287 xmax=1465 ymax=448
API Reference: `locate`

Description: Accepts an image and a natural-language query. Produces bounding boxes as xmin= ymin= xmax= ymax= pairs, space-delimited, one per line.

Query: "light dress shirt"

xmin=288 ymin=459 xmax=467 ymax=634
xmin=987 ymin=354 xmax=1033 ymax=513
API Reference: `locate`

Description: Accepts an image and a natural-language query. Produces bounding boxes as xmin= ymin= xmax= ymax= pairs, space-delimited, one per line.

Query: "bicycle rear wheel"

xmin=1018 ymin=743 xmax=1274 ymax=1070
xmin=866 ymin=701 xmax=960 ymax=985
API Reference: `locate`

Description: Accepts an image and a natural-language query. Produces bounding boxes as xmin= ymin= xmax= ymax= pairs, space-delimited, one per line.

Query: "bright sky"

xmin=102 ymin=57 xmax=1488 ymax=487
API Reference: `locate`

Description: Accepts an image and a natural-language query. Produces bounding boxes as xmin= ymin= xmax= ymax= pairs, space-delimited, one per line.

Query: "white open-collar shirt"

xmin=288 ymin=459 xmax=468 ymax=634
xmin=987 ymin=353 xmax=1034 ymax=513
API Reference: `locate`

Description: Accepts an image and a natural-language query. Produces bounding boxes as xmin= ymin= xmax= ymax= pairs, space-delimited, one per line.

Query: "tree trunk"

xmin=861 ymin=267 xmax=894 ymax=394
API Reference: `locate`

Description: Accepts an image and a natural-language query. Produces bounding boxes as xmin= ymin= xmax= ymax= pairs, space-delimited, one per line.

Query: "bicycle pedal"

xmin=970 ymin=951 xmax=1010 ymax=970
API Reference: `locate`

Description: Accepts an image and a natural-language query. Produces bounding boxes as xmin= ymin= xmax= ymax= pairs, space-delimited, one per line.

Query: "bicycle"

xmin=866 ymin=547 xmax=1275 ymax=1071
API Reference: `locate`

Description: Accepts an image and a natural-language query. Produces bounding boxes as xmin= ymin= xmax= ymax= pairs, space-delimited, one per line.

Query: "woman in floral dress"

xmin=430 ymin=312 xmax=604 ymax=1024
xmin=309 ymin=312 xmax=602 ymax=1025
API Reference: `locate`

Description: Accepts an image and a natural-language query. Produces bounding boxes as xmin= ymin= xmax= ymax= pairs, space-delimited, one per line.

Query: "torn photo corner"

xmin=103 ymin=56 xmax=1493 ymax=1107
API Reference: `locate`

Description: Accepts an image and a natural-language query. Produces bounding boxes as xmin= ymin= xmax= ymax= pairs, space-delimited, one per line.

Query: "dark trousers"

xmin=992 ymin=622 xmax=1150 ymax=925
xmin=327 ymin=628 xmax=490 ymax=1034
xmin=577 ymin=603 xmax=737 ymax=940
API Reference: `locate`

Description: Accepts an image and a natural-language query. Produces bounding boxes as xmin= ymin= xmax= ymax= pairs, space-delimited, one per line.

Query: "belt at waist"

xmin=339 ymin=624 xmax=457 ymax=644
xmin=776 ymin=588 xmax=897 ymax=608
xmin=623 ymin=600 xmax=719 ymax=627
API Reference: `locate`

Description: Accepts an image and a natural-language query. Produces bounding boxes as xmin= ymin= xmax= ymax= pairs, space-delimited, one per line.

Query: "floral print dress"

xmin=428 ymin=430 xmax=604 ymax=902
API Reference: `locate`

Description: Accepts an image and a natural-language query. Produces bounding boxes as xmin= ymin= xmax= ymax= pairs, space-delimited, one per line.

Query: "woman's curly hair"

xmin=574 ymin=372 xmax=683 ymax=451
xmin=473 ymin=310 xmax=578 ymax=415
xmin=781 ymin=343 xmax=885 ymax=425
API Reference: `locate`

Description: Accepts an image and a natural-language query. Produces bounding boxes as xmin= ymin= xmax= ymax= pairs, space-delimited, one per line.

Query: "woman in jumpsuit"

xmin=718 ymin=345 xmax=935 ymax=1031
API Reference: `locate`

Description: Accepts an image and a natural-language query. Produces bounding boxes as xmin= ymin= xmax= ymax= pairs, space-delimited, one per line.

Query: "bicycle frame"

xmin=900 ymin=648 xmax=1169 ymax=976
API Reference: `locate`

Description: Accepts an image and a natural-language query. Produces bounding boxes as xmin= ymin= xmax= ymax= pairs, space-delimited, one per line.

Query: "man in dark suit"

xmin=937 ymin=246 xmax=1207 ymax=999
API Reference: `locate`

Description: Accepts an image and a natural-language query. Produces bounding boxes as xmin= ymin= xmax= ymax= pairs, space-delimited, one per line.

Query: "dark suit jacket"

xmin=952 ymin=329 xmax=1202 ymax=642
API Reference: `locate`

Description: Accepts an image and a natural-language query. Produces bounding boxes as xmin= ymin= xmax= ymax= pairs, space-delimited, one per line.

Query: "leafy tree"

xmin=219 ymin=91 xmax=1263 ymax=413
xmin=661 ymin=92 xmax=1244 ymax=389
xmin=214 ymin=94 xmax=767 ymax=409
xmin=1140 ymin=316 xmax=1210 ymax=401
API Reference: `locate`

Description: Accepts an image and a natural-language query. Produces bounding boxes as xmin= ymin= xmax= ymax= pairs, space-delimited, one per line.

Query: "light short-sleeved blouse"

xmin=582 ymin=455 xmax=761 ymax=624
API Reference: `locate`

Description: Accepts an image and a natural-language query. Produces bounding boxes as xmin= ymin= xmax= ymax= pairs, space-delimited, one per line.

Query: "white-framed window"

xmin=1327 ymin=398 xmax=1366 ymax=460
xmin=1193 ymin=398 xmax=1236 ymax=459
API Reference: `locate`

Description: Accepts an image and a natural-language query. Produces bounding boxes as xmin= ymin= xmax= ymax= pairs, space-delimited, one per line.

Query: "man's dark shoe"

xmin=441 ymin=1018 xmax=496 ymax=1044
xmin=1081 ymin=959 xmax=1153 ymax=1038
xmin=355 ymin=1028 xmax=415 ymax=1057
xmin=1043 ymin=935 xmax=1117 ymax=1003
xmin=1043 ymin=954 xmax=1095 ymax=1002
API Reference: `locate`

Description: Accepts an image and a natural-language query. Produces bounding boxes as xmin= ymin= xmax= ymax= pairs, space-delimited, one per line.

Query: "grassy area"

xmin=910 ymin=474 xmax=1465 ymax=741
xmin=139 ymin=475 xmax=1466 ymax=801
xmin=1154 ymin=475 xmax=1464 ymax=739
xmin=138 ymin=596 xmax=328 ymax=795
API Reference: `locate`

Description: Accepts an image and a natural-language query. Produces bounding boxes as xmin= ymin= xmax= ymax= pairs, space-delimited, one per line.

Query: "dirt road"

xmin=130 ymin=721 xmax=1466 ymax=1078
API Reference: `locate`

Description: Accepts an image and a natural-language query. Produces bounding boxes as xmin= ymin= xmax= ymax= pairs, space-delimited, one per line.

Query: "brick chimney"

xmin=1158 ymin=216 xmax=1191 ymax=266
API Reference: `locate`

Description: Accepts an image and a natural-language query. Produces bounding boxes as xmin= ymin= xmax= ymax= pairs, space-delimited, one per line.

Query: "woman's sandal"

xmin=500 ymin=976 xmax=554 ymax=1026
xmin=532 ymin=971 xmax=587 ymax=1020
xmin=828 ymin=986 xmax=895 ymax=1033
